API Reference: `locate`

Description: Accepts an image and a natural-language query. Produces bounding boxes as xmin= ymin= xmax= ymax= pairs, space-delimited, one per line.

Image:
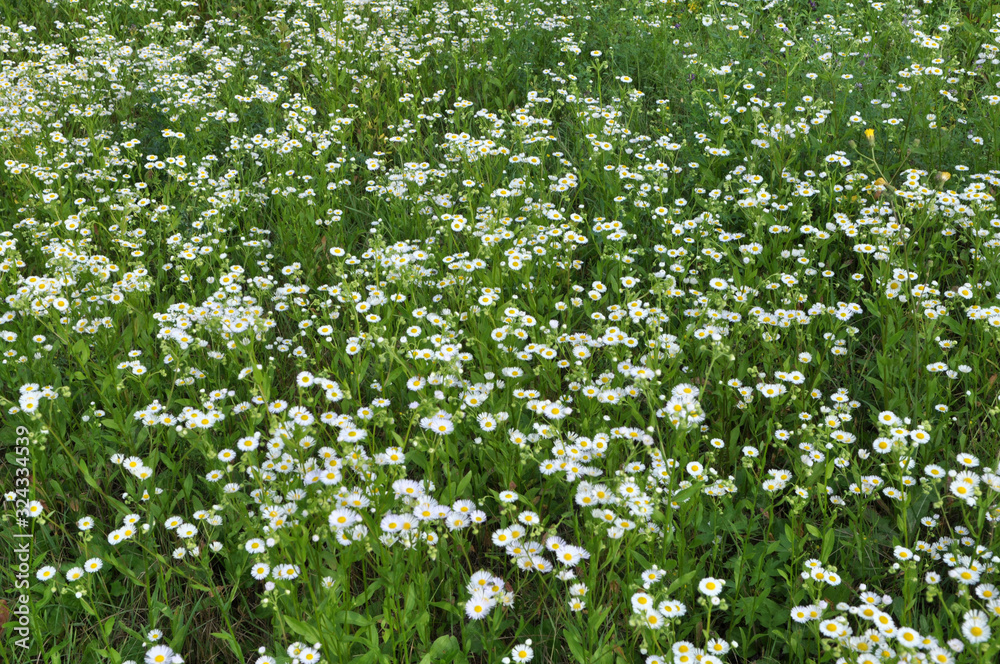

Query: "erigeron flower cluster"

xmin=3 ymin=0 xmax=1000 ymax=662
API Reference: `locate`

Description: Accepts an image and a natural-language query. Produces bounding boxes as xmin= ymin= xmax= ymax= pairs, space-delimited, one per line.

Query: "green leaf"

xmin=455 ymin=470 xmax=473 ymax=499
xmin=563 ymin=628 xmax=588 ymax=664
xmin=71 ymin=338 xmax=90 ymax=365
xmin=907 ymin=486 xmax=935 ymax=534
xmin=822 ymin=528 xmax=836 ymax=562
xmin=354 ymin=579 xmax=383 ymax=607
xmin=283 ymin=615 xmax=322 ymax=644
xmin=336 ymin=610 xmax=372 ymax=628
xmin=629 ymin=549 xmax=651 ymax=570
xmin=211 ymin=631 xmax=245 ymax=661
xmin=79 ymin=461 xmax=100 ymax=491
xmin=430 ymin=601 xmax=462 ymax=619
xmin=418 ymin=635 xmax=464 ymax=664
xmin=941 ymin=315 xmax=963 ymax=336
xmin=94 ymin=648 xmax=122 ymax=664
xmin=665 ymin=569 xmax=699 ymax=595
xmin=408 ymin=450 xmax=429 ymax=474
xmin=887 ymin=327 xmax=908 ymax=348
xmin=864 ymin=374 xmax=885 ymax=393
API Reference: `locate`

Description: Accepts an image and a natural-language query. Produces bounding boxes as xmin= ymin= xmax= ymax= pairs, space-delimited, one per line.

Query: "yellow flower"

xmin=864 ymin=128 xmax=875 ymax=144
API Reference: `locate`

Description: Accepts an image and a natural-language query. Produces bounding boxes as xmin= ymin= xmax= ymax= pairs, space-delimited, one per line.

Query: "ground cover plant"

xmin=2 ymin=0 xmax=1000 ymax=662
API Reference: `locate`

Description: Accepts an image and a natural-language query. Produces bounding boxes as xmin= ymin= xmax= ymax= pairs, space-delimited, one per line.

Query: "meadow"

xmin=1 ymin=0 xmax=1000 ymax=662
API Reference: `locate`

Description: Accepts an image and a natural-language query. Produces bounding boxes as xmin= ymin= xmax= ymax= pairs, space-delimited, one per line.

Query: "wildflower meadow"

xmin=2 ymin=0 xmax=1000 ymax=662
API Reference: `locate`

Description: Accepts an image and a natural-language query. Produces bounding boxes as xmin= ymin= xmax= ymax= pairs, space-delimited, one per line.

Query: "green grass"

xmin=2 ymin=0 xmax=1000 ymax=663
